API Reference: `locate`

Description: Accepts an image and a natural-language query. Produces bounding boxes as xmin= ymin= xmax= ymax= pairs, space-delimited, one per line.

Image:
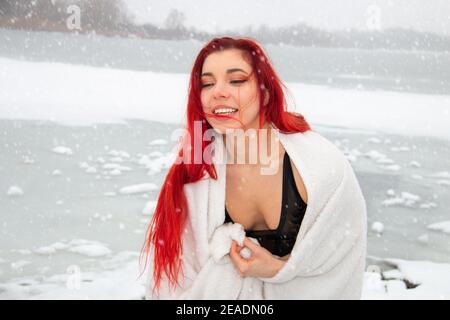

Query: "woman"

xmin=140 ymin=37 xmax=367 ymax=299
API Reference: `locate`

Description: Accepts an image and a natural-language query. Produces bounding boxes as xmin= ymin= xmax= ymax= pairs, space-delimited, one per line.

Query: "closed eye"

xmin=201 ymin=79 xmax=247 ymax=88
xmin=230 ymin=80 xmax=247 ymax=85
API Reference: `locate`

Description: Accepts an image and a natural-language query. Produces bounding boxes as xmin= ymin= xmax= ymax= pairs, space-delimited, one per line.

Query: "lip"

xmin=211 ymin=105 xmax=239 ymax=114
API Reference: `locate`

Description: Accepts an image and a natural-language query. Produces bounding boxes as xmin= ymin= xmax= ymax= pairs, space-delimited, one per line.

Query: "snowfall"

xmin=0 ymin=56 xmax=449 ymax=300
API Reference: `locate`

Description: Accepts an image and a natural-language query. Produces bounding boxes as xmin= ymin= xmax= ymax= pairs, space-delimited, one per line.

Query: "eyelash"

xmin=201 ymin=79 xmax=247 ymax=88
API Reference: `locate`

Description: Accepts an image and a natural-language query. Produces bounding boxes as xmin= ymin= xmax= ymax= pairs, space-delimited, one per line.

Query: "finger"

xmin=243 ymin=237 xmax=260 ymax=251
xmin=232 ymin=240 xmax=244 ymax=253
xmin=229 ymin=241 xmax=241 ymax=261
xmin=229 ymin=240 xmax=237 ymax=255
xmin=230 ymin=241 xmax=249 ymax=269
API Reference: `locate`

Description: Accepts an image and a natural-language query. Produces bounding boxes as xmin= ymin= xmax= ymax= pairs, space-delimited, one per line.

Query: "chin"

xmin=208 ymin=120 xmax=240 ymax=134
xmin=215 ymin=125 xmax=245 ymax=135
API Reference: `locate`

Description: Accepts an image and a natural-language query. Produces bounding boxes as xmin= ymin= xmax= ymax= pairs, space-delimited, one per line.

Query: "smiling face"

xmin=200 ymin=49 xmax=267 ymax=134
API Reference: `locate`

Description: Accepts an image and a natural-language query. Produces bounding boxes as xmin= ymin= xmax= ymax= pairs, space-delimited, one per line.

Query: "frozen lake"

xmin=1 ymin=119 xmax=449 ymax=299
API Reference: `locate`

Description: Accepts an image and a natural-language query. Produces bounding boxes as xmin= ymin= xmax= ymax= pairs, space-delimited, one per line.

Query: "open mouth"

xmin=213 ymin=107 xmax=238 ymax=116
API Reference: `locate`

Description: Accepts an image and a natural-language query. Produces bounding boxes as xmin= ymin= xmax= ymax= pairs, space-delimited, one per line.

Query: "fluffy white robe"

xmin=145 ymin=128 xmax=367 ymax=300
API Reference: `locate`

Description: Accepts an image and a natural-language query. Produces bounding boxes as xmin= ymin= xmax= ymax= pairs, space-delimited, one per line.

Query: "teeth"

xmin=214 ymin=108 xmax=238 ymax=115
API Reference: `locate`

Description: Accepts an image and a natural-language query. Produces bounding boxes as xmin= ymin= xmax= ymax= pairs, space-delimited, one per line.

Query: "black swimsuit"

xmin=224 ymin=151 xmax=307 ymax=257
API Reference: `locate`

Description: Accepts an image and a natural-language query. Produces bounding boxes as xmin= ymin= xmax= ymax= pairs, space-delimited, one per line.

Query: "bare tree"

xmin=0 ymin=0 xmax=15 ymax=16
xmin=163 ymin=8 xmax=186 ymax=30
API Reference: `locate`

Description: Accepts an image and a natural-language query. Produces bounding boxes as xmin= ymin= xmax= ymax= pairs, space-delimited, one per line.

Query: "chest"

xmin=225 ymin=154 xmax=308 ymax=231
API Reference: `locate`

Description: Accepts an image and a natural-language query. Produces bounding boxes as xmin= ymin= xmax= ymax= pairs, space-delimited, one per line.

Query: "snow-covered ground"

xmin=1 ymin=57 xmax=449 ymax=300
xmin=3 ymin=257 xmax=450 ymax=300
xmin=363 ymin=258 xmax=450 ymax=299
xmin=1 ymin=57 xmax=449 ymax=138
xmin=0 ymin=251 xmax=146 ymax=300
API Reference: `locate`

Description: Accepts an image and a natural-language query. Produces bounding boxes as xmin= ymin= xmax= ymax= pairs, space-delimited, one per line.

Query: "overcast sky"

xmin=126 ymin=0 xmax=450 ymax=36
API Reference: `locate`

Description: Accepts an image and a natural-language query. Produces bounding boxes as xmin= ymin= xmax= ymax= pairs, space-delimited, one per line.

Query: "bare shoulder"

xmin=284 ymin=130 xmax=350 ymax=197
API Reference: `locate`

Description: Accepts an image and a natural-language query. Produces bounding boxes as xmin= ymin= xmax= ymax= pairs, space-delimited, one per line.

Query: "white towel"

xmin=145 ymin=127 xmax=367 ymax=300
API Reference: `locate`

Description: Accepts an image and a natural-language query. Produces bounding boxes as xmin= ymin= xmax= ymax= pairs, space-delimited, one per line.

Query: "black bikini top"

xmin=224 ymin=151 xmax=307 ymax=257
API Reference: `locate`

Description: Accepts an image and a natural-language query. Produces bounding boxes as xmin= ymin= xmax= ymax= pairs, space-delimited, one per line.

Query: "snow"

xmin=363 ymin=259 xmax=450 ymax=299
xmin=10 ymin=260 xmax=31 ymax=270
xmin=371 ymin=222 xmax=385 ymax=234
xmin=429 ymin=171 xmax=450 ymax=179
xmin=3 ymin=254 xmax=450 ymax=299
xmin=96 ymin=157 xmax=106 ymax=164
xmin=107 ymin=150 xmax=130 ymax=158
xmin=342 ymin=148 xmax=362 ymax=162
xmin=34 ymin=239 xmax=111 ymax=257
xmin=109 ymin=169 xmax=122 ymax=176
xmin=68 ymin=244 xmax=111 ymax=257
xmin=427 ymin=221 xmax=450 ymax=234
xmin=437 ymin=180 xmax=450 ymax=186
xmin=142 ymin=200 xmax=157 ymax=216
xmin=383 ymin=269 xmax=403 ymax=280
xmin=34 ymin=246 xmax=57 ymax=255
xmin=1 ymin=58 xmax=449 ymax=139
xmin=52 ymin=146 xmax=73 ymax=155
xmin=79 ymin=162 xmax=90 ymax=169
xmin=92 ymin=213 xmax=113 ymax=222
xmin=149 ymin=151 xmax=164 ymax=158
xmin=409 ymin=161 xmax=421 ymax=168
xmin=382 ymin=190 xmax=421 ymax=207
xmin=119 ymin=183 xmax=158 ymax=195
xmin=363 ymin=150 xmax=402 ymax=170
xmin=140 ymin=153 xmax=174 ymax=176
xmin=149 ymin=139 xmax=168 ymax=146
xmin=6 ymin=186 xmax=24 ymax=197
xmin=21 ymin=155 xmax=35 ymax=164
xmin=0 ymin=58 xmax=187 ymax=126
xmin=240 ymin=247 xmax=252 ymax=259
xmin=417 ymin=234 xmax=429 ymax=244
xmin=381 ymin=164 xmax=401 ymax=171
xmin=368 ymin=137 xmax=381 ymax=144
xmin=51 ymin=169 xmax=62 ymax=176
xmin=390 ymin=146 xmax=410 ymax=152
xmin=386 ymin=189 xmax=396 ymax=196
xmin=85 ymin=167 xmax=97 ymax=174
xmin=401 ymin=192 xmax=421 ymax=202
xmin=0 ymin=252 xmax=146 ymax=300
xmin=376 ymin=158 xmax=395 ymax=164
xmin=364 ymin=150 xmax=388 ymax=161
xmin=102 ymin=163 xmax=131 ymax=171
xmin=419 ymin=202 xmax=438 ymax=209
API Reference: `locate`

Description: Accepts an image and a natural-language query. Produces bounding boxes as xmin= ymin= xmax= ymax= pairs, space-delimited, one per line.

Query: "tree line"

xmin=0 ymin=1 xmax=449 ymax=51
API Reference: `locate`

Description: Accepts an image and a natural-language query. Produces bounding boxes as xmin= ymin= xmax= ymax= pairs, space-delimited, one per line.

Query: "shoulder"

xmin=282 ymin=129 xmax=348 ymax=168
xmin=280 ymin=129 xmax=351 ymax=197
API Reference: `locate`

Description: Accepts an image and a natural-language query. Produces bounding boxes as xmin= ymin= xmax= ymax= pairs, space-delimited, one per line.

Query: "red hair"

xmin=139 ymin=36 xmax=311 ymax=296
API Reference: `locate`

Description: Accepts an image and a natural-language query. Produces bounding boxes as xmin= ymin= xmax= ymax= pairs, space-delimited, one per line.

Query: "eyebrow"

xmin=201 ymin=68 xmax=248 ymax=77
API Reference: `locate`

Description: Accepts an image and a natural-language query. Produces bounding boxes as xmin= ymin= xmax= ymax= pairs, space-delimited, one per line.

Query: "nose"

xmin=212 ymin=81 xmax=230 ymax=99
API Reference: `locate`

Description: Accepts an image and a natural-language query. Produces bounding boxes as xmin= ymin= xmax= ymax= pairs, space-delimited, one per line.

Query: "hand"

xmin=229 ymin=237 xmax=286 ymax=278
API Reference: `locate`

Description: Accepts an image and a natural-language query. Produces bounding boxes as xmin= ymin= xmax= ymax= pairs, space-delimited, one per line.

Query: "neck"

xmin=222 ymin=122 xmax=281 ymax=168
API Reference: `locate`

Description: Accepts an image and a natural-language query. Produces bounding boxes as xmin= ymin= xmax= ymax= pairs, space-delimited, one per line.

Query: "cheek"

xmin=239 ymin=89 xmax=260 ymax=113
xmin=200 ymin=91 xmax=209 ymax=111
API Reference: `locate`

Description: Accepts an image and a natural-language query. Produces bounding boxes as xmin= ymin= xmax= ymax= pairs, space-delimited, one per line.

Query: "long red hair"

xmin=139 ymin=36 xmax=311 ymax=296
